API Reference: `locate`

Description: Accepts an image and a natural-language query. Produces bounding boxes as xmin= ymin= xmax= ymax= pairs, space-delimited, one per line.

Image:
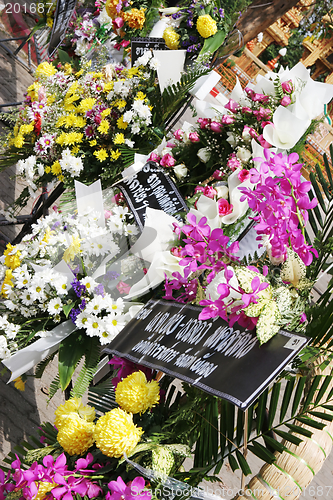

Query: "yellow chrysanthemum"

xmin=19 ymin=123 xmax=34 ymax=135
xmin=97 ymin=120 xmax=110 ymax=134
xmin=45 ymin=166 xmax=51 ymax=174
xmin=1 ymin=269 xmax=14 ymax=297
xmin=79 ymin=97 xmax=96 ymax=113
xmin=14 ymin=376 xmax=26 ymax=392
xmin=163 ymin=27 xmax=180 ymax=50
xmin=64 ymin=63 xmax=73 ymax=75
xmin=33 ymin=481 xmax=58 ymax=500
xmin=115 ymin=99 xmax=126 ymax=110
xmin=47 ymin=94 xmax=56 ymax=105
xmin=42 ymin=227 xmax=53 ymax=244
xmin=94 ymin=149 xmax=108 ymax=162
xmin=4 ymin=243 xmax=21 ymax=270
xmin=135 ymin=92 xmax=146 ymax=101
xmin=73 ymin=116 xmax=86 ymax=128
xmin=196 ymin=14 xmax=217 ymax=38
xmin=94 ymin=408 xmax=143 ymax=458
xmin=89 ymin=140 xmax=97 ymax=146
xmin=56 ymin=132 xmax=83 ymax=146
xmin=101 ymin=109 xmax=111 ymax=118
xmin=114 ymin=133 xmax=125 ymax=145
xmin=35 ymin=61 xmax=57 ymax=78
xmin=127 ymin=67 xmax=139 ymax=77
xmin=63 ymin=235 xmax=81 ymax=263
xmin=110 ymin=149 xmax=121 ymax=161
xmin=104 ymin=82 xmax=114 ymax=92
xmin=13 ymin=134 xmax=24 ymax=148
xmin=55 ymin=397 xmax=95 ymax=430
xmin=27 ymin=82 xmax=41 ymax=101
xmin=115 ymin=371 xmax=160 ymax=414
xmin=57 ymin=415 xmax=95 ymax=456
xmin=117 ymin=116 xmax=128 ymax=130
xmin=51 ymin=161 xmax=62 ymax=175
xmin=72 ymin=146 xmax=80 ymax=154
xmin=123 ymin=8 xmax=145 ymax=29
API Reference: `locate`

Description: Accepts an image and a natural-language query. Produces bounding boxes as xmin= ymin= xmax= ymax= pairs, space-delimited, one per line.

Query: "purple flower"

xmin=107 ymin=476 xmax=151 ymax=500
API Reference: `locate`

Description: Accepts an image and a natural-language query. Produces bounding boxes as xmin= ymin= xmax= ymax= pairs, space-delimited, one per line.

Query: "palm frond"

xmin=88 ymin=377 xmax=117 ymax=415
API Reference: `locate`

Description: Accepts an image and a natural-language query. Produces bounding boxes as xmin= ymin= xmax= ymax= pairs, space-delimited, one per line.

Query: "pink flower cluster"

xmin=239 ymin=149 xmax=318 ymax=265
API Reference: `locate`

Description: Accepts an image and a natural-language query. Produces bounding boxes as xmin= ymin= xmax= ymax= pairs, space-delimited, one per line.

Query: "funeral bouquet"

xmin=158 ymin=149 xmax=318 ymax=345
xmin=0 ymin=183 xmax=154 ymax=394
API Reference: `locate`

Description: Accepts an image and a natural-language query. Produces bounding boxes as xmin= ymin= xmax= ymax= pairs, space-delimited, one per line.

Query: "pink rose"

xmin=166 ymin=141 xmax=176 ymax=148
xmin=116 ymin=281 xmax=131 ymax=294
xmin=212 ymin=170 xmax=223 ymax=180
xmin=218 ymin=198 xmax=233 ymax=216
xmin=148 ymin=152 xmax=161 ymax=162
xmin=189 ymin=132 xmax=200 ymax=143
xmin=210 ymin=121 xmax=223 ymax=133
xmin=253 ymin=107 xmax=271 ymax=121
xmin=198 ymin=117 xmax=210 ymax=129
xmin=221 ymin=115 xmax=235 ymax=125
xmin=261 ymin=121 xmax=273 ymax=128
xmin=224 ymin=99 xmax=239 ymax=113
xmin=160 ymin=153 xmax=176 ymax=167
xmin=203 ymin=186 xmax=217 ymax=199
xmin=245 ymin=87 xmax=255 ymax=99
xmin=242 ymin=106 xmax=252 ymax=114
xmin=113 ymin=17 xmax=124 ymax=28
xmin=104 ymin=210 xmax=112 ymax=219
xmin=194 ymin=185 xmax=205 ymax=194
xmin=258 ymin=134 xmax=272 ymax=148
xmin=174 ymin=129 xmax=184 ymax=141
xmin=252 ymin=93 xmax=269 ymax=103
xmin=121 ymin=40 xmax=130 ymax=48
xmin=280 ymin=95 xmax=291 ymax=106
xmin=281 ymin=80 xmax=293 ymax=93
xmin=238 ymin=169 xmax=250 ymax=183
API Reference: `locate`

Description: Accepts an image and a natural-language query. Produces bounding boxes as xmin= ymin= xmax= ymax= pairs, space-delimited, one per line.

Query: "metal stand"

xmin=241 ymin=409 xmax=249 ymax=492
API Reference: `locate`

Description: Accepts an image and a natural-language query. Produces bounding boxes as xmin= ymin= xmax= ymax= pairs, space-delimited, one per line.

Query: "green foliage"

xmin=70 ymin=336 xmax=101 ymax=398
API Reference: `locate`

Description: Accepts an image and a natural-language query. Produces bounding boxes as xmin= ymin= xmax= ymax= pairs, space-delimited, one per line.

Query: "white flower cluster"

xmin=59 ymin=148 xmax=84 ymax=177
xmin=134 ymin=50 xmax=160 ymax=71
xmin=16 ymin=155 xmax=44 ymax=196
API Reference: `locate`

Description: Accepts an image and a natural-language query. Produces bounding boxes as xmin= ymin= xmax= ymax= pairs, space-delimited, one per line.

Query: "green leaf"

xmin=248 ymin=442 xmax=276 ymax=464
xmin=280 ymin=379 xmax=294 ymax=422
xmin=303 ymin=375 xmax=322 ymax=410
xmin=57 ymin=48 xmax=72 ymax=64
xmin=58 ymin=332 xmax=86 ymax=391
xmin=200 ymin=29 xmax=226 ymax=55
xmin=63 ymin=303 xmax=75 ymax=318
xmin=263 ymin=435 xmax=285 ymax=454
xmin=236 ymin=449 xmax=252 ymax=475
xmin=274 ymin=430 xmax=303 ymax=446
xmin=285 ymin=424 xmax=313 ymax=438
xmin=296 ymin=416 xmax=326 ymax=430
xmin=268 ymin=382 xmax=281 ymax=428
xmin=228 ymin=454 xmax=239 ymax=472
xmin=291 ymin=377 xmax=307 ymax=416
xmin=256 ymin=388 xmax=268 ymax=434
xmin=71 ymin=336 xmax=101 ymax=398
xmin=308 ymin=411 xmax=333 ymax=422
xmin=315 ymin=376 xmax=332 ymax=405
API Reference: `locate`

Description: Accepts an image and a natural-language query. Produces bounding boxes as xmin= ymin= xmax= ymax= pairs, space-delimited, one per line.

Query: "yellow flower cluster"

xmin=55 ymin=397 xmax=96 ymax=429
xmin=196 ymin=14 xmax=217 ymax=38
xmin=4 ymin=243 xmax=21 ymax=270
xmin=63 ymin=235 xmax=82 ymax=263
xmin=14 ymin=376 xmax=26 ymax=391
xmin=115 ymin=371 xmax=160 ymax=414
xmin=123 ymin=8 xmax=146 ymax=29
xmin=56 ymin=132 xmax=83 ymax=146
xmin=163 ymin=27 xmax=180 ymax=50
xmin=94 ymin=408 xmax=143 ymax=458
xmin=117 ymin=116 xmax=128 ymax=129
xmin=1 ymin=269 xmax=14 ymax=298
xmin=35 ymin=61 xmax=57 ymax=78
xmin=114 ymin=133 xmax=125 ymax=145
xmin=94 ymin=149 xmax=108 ymax=162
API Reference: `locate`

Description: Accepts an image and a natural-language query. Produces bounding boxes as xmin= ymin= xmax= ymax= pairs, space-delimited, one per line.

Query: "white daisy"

xmin=47 ymin=297 xmax=63 ymax=316
xmin=85 ymin=295 xmax=105 ymax=315
xmin=80 ymin=276 xmax=98 ymax=292
xmin=85 ymin=316 xmax=103 ymax=337
xmin=6 ymin=323 xmax=20 ymax=340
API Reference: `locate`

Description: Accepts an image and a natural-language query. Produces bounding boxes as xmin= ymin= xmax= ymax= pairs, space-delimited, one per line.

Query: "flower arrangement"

xmin=161 ymin=149 xmax=317 ymax=345
xmin=0 ymin=59 xmax=161 ymax=202
xmin=0 ymin=196 xmax=147 ymax=393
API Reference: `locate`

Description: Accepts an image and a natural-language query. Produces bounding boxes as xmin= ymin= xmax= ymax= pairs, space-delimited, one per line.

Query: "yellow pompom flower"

xmin=55 ymin=397 xmax=96 ymax=430
xmin=33 ymin=481 xmax=58 ymax=500
xmin=94 ymin=149 xmax=108 ymax=162
xmin=123 ymin=8 xmax=145 ymax=29
xmin=115 ymin=371 xmax=160 ymax=414
xmin=94 ymin=408 xmax=143 ymax=458
xmin=196 ymin=14 xmax=217 ymax=38
xmin=163 ymin=27 xmax=180 ymax=50
xmin=4 ymin=243 xmax=21 ymax=270
xmin=35 ymin=61 xmax=57 ymax=78
xmin=57 ymin=415 xmax=95 ymax=456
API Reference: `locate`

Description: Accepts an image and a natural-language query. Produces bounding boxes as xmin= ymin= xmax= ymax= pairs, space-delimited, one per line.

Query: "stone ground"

xmin=0 ymin=12 xmax=332 ymax=498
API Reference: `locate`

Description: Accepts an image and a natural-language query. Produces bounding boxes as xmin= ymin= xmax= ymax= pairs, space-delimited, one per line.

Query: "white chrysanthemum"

xmin=29 ymin=277 xmax=46 ymax=301
xmin=98 ymin=318 xmax=118 ymax=345
xmin=6 ymin=323 xmax=20 ymax=340
xmin=80 ymin=276 xmax=98 ymax=292
xmin=106 ymin=313 xmax=126 ymax=336
xmin=108 ymin=297 xmax=125 ymax=314
xmin=53 ymin=276 xmax=69 ymax=296
xmin=134 ymin=51 xmax=152 ymax=67
xmin=47 ymin=297 xmax=63 ymax=316
xmin=123 ymin=110 xmax=133 ymax=123
xmin=85 ymin=295 xmax=105 ymax=315
xmin=75 ymin=311 xmax=90 ymax=328
xmin=0 ymin=315 xmax=9 ymax=329
xmin=149 ymin=57 xmax=160 ymax=70
xmin=85 ymin=316 xmax=103 ymax=337
xmin=21 ymin=290 xmax=34 ymax=305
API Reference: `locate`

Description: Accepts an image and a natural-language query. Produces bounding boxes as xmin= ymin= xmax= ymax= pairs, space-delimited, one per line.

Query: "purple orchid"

xmin=107 ymin=476 xmax=151 ymax=500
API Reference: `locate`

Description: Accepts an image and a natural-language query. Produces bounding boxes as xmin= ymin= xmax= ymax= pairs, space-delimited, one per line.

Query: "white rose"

xmin=161 ymin=147 xmax=173 ymax=156
xmin=197 ymin=148 xmax=210 ymax=163
xmin=242 ymin=129 xmax=252 ymax=142
xmin=215 ymin=185 xmax=229 ymax=199
xmin=236 ymin=147 xmax=252 ymax=162
xmin=173 ymin=164 xmax=188 ymax=180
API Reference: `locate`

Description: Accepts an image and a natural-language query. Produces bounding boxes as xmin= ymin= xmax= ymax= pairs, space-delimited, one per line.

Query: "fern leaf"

xmin=71 ymin=337 xmax=101 ymax=398
xmin=48 ymin=374 xmax=61 ymax=402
